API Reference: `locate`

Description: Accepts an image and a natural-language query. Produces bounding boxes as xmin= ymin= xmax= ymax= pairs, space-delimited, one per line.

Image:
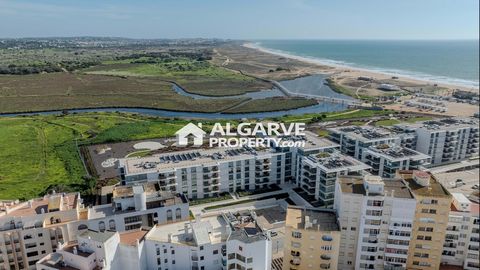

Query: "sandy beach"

xmin=243 ymin=42 xmax=479 ymax=94
xmin=212 ymin=42 xmax=479 ymax=117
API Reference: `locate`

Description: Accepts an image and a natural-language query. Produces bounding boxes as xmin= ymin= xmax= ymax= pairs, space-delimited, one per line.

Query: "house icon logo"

xmin=175 ymin=123 xmax=206 ymax=147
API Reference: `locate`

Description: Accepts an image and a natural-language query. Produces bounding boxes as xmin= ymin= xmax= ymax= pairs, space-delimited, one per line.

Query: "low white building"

xmin=145 ymin=210 xmax=272 ymax=270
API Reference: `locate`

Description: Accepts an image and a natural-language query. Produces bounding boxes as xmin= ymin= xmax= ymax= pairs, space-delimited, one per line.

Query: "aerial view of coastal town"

xmin=0 ymin=1 xmax=479 ymax=270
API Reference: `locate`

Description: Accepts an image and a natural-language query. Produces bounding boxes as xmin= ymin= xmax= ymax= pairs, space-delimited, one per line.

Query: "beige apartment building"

xmin=283 ymin=206 xmax=340 ymax=270
xmin=398 ymin=170 xmax=452 ymax=270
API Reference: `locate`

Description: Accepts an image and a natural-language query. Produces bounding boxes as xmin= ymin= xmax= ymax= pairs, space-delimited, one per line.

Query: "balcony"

xmin=291 ymin=251 xmax=300 ymax=257
xmin=290 ymin=258 xmax=301 ymax=266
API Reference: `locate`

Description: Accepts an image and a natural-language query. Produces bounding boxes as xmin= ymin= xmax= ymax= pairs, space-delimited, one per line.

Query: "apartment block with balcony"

xmin=36 ymin=229 xmax=148 ymax=270
xmin=394 ymin=118 xmax=480 ymax=165
xmin=0 ymin=185 xmax=187 ymax=270
xmin=118 ymin=132 xmax=340 ymax=200
xmin=298 ymin=151 xmax=370 ymax=208
xmin=118 ymin=146 xmax=289 ymax=199
xmin=441 ymin=193 xmax=480 ymax=270
xmin=328 ymin=125 xmax=404 ymax=160
xmin=86 ymin=183 xmax=189 ymax=232
xmin=334 ymin=175 xmax=417 ymax=270
xmin=0 ymin=192 xmax=85 ymax=270
xmin=282 ymin=206 xmax=340 ymax=270
xmin=398 ymin=170 xmax=452 ymax=270
xmin=145 ymin=210 xmax=272 ymax=270
xmin=361 ymin=144 xmax=430 ymax=179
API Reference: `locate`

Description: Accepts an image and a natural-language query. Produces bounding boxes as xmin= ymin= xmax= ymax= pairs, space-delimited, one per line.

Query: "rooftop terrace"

xmin=286 ymin=206 xmax=340 ymax=232
xmin=366 ymin=144 xmax=430 ymax=161
xmin=330 ymin=125 xmax=397 ymax=142
xmin=338 ymin=176 xmax=414 ymax=199
xmin=306 ymin=151 xmax=370 ymax=172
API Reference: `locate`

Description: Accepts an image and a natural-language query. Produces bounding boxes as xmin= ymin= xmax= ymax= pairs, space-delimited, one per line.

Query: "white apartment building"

xmin=334 ymin=175 xmax=417 ymax=270
xmin=442 ymin=193 xmax=480 ymax=270
xmin=118 ymin=132 xmax=339 ymax=200
xmin=394 ymin=117 xmax=480 ymax=165
xmin=144 ymin=210 xmax=272 ymax=270
xmin=0 ymin=184 xmax=188 ymax=270
xmin=86 ymin=183 xmax=189 ymax=232
xmin=36 ymin=229 xmax=148 ymax=270
xmin=328 ymin=125 xmax=414 ymax=160
xmin=361 ymin=144 xmax=430 ymax=178
xmin=298 ymin=150 xmax=370 ymax=207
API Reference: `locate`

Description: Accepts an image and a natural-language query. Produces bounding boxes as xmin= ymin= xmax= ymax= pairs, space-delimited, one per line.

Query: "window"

xmin=167 ymin=210 xmax=173 ymax=221
xmin=292 ymin=231 xmax=302 ymax=238
xmin=175 ymin=208 xmax=182 ymax=220
xmin=200 ymin=246 xmax=204 ymax=250
xmin=213 ymin=250 xmax=218 ymax=255
xmin=109 ymin=220 xmax=116 ymax=231
xmin=98 ymin=221 xmax=106 ymax=232
xmin=247 ymin=258 xmax=253 ymax=263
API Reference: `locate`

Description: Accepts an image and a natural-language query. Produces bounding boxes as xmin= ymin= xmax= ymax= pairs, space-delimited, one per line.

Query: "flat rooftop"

xmin=112 ymin=183 xmax=187 ymax=204
xmin=280 ymin=131 xmax=339 ymax=151
xmin=286 ymin=206 xmax=339 ymax=232
xmin=366 ymin=144 xmax=430 ymax=161
xmin=120 ymin=132 xmax=337 ymax=175
xmin=399 ymin=170 xmax=451 ymax=198
xmin=120 ymin=146 xmax=277 ymax=175
xmin=146 ymin=215 xmax=228 ymax=246
xmin=306 ymin=151 xmax=370 ymax=172
xmin=37 ymin=253 xmax=80 ymax=270
xmin=396 ymin=117 xmax=479 ymax=131
xmin=329 ymin=125 xmax=398 ymax=142
xmin=119 ymin=229 xmax=148 ymax=246
xmin=3 ymin=193 xmax=78 ymax=218
xmin=338 ymin=177 xmax=414 ymax=199
xmin=79 ymin=229 xmax=117 ymax=243
xmin=254 ymin=206 xmax=286 ymax=230
xmin=433 ymin=168 xmax=479 ymax=201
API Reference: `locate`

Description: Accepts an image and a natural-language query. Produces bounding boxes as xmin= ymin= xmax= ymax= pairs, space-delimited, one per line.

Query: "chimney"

xmin=195 ymin=214 xmax=201 ymax=223
xmin=391 ymin=190 xmax=395 ymax=198
xmin=184 ymin=223 xmax=189 ymax=234
xmin=73 ymin=246 xmax=78 ymax=255
xmin=27 ymin=200 xmax=32 ymax=208
xmin=168 ymin=233 xmax=172 ymax=243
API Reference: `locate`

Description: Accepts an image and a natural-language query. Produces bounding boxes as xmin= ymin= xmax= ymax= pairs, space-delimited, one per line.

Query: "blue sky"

xmin=0 ymin=0 xmax=478 ymax=39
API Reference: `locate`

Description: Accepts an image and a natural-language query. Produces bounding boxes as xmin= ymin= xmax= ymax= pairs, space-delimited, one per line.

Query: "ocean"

xmin=253 ymin=40 xmax=479 ymax=88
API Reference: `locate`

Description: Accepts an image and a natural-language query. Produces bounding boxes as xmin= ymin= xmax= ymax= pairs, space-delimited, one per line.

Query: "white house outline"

xmin=175 ymin=123 xmax=206 ymax=147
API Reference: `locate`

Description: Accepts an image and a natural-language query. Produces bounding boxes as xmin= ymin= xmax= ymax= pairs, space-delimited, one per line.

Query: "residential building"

xmin=282 ymin=206 xmax=341 ymax=270
xmin=118 ymin=132 xmax=339 ymax=199
xmin=328 ymin=126 xmax=413 ymax=160
xmin=334 ymin=171 xmax=452 ymax=270
xmin=335 ymin=175 xmax=417 ymax=270
xmin=394 ymin=118 xmax=479 ymax=165
xmin=145 ymin=210 xmax=272 ymax=270
xmin=0 ymin=186 xmax=187 ymax=270
xmin=0 ymin=192 xmax=85 ymax=270
xmin=36 ymin=229 xmax=148 ymax=270
xmin=442 ymin=193 xmax=480 ymax=270
xmin=298 ymin=150 xmax=370 ymax=207
xmin=361 ymin=144 xmax=430 ymax=178
xmin=398 ymin=170 xmax=452 ymax=270
xmin=86 ymin=183 xmax=189 ymax=232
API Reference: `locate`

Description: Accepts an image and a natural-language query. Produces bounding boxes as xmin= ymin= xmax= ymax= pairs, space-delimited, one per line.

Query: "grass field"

xmin=0 ymin=112 xmax=196 ymax=200
xmin=278 ymin=109 xmax=395 ymax=123
xmin=84 ymin=59 xmax=272 ymax=96
xmin=223 ymin=97 xmax=318 ymax=113
xmin=0 ymin=73 xmax=250 ymax=114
